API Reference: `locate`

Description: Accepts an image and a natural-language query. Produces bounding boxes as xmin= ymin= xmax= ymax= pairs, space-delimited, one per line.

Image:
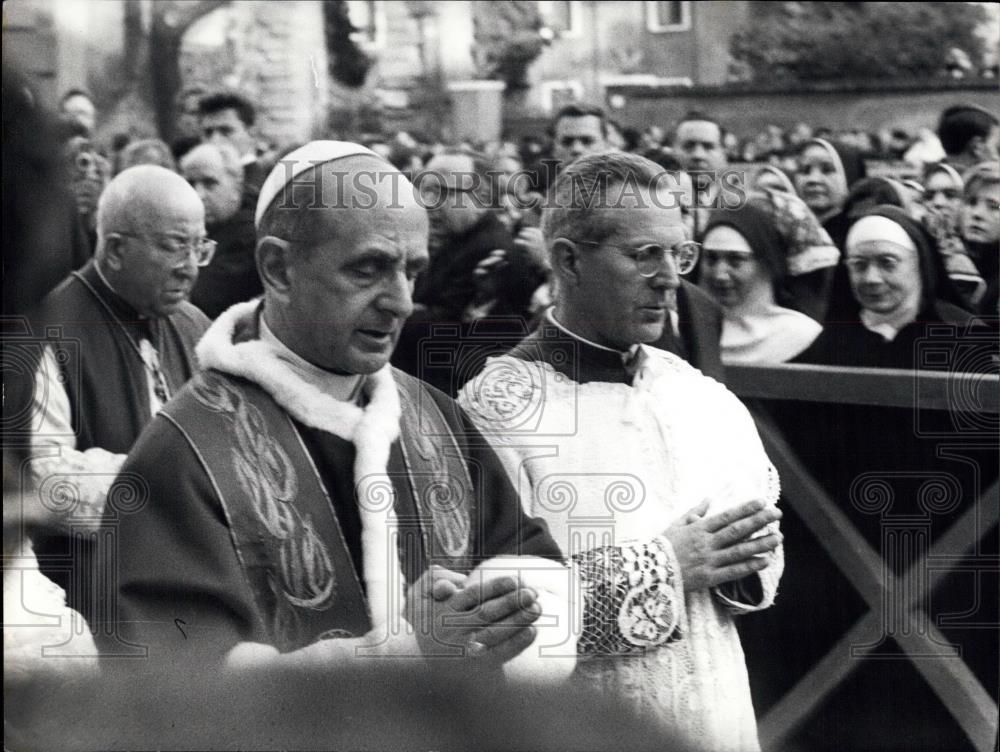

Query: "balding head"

xmin=97 ymin=164 xmax=204 ymax=247
xmin=181 ymin=142 xmax=242 ymax=180
xmin=96 ymin=165 xmax=207 ymax=317
xmin=180 ymin=143 xmax=244 ymax=225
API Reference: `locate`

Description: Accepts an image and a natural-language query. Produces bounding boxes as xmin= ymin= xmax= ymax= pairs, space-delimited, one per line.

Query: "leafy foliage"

xmin=472 ymin=1 xmax=547 ymax=90
xmin=730 ymin=2 xmax=989 ymax=82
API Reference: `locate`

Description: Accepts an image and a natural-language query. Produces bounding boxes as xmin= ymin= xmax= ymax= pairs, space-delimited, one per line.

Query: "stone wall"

xmin=506 ymin=78 xmax=1000 ymax=141
xmin=603 ymin=79 xmax=1000 ymax=139
xmin=181 ymin=1 xmax=328 ymax=149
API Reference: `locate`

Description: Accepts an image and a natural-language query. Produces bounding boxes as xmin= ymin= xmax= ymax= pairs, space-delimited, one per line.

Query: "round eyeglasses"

xmin=114 ymin=231 xmax=217 ymax=267
xmin=575 ymin=239 xmax=701 ymax=277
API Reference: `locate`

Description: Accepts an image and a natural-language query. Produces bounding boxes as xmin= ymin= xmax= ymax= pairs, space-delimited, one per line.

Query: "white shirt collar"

xmin=259 ymin=316 xmax=364 ymax=402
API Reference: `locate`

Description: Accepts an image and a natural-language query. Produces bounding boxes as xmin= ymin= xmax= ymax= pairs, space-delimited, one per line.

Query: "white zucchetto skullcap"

xmin=846 ymin=214 xmax=917 ymax=254
xmin=254 ymin=140 xmax=387 ymax=228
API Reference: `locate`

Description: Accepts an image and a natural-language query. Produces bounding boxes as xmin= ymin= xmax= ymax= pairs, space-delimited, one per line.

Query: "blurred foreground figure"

xmin=27 ymin=166 xmax=211 ymax=630
xmin=106 ymin=142 xmax=576 ymax=679
xmin=460 ymin=152 xmax=783 ymax=751
xmin=9 ymin=659 xmax=688 ymax=751
xmin=4 ymin=71 xmax=101 ymax=744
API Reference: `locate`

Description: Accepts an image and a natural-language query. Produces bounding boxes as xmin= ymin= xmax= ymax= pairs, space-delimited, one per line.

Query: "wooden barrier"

xmin=727 ymin=364 xmax=999 ymax=751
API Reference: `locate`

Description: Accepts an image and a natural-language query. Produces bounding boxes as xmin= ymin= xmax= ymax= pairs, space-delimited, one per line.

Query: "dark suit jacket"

xmin=653 ymin=281 xmax=725 ymax=382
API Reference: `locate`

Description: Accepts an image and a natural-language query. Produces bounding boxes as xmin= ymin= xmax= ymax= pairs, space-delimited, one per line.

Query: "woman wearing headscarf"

xmin=794 ymin=137 xmax=868 ymax=248
xmin=958 ymin=161 xmax=1000 ymax=318
xmin=789 ymin=139 xmax=868 ymax=321
xmin=920 ymin=162 xmax=987 ymax=310
xmin=752 ymin=164 xmax=796 ymax=194
xmin=841 ymin=175 xmax=920 ymax=221
xmin=699 ymin=190 xmax=833 ymax=364
xmin=797 ymin=205 xmax=976 ymax=369
xmin=922 ymin=162 xmax=964 ymax=225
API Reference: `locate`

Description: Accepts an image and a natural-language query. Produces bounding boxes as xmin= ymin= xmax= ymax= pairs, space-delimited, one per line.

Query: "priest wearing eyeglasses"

xmin=24 ymin=164 xmax=212 ymax=634
xmin=458 ymin=151 xmax=784 ymax=751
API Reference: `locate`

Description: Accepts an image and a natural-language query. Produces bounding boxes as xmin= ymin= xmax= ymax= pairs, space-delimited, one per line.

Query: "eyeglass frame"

xmin=568 ymin=238 xmax=701 ymax=277
xmin=112 ymin=231 xmax=217 ymax=267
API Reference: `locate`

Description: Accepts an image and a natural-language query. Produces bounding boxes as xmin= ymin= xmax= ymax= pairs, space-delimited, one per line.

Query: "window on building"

xmin=541 ymin=80 xmax=584 ymax=113
xmin=646 ymin=1 xmax=691 ymax=32
xmin=539 ymin=0 xmax=580 ymax=38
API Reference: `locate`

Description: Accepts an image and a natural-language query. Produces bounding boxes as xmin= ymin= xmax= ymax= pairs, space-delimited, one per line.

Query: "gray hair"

xmin=179 ymin=142 xmax=244 ymax=181
xmin=541 ymin=150 xmax=676 ymax=247
xmin=421 ymin=146 xmax=499 ymax=209
xmin=117 ymin=139 xmax=176 ymax=174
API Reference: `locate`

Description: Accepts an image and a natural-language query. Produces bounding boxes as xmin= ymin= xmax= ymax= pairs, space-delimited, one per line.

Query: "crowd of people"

xmin=3 ymin=68 xmax=998 ymax=752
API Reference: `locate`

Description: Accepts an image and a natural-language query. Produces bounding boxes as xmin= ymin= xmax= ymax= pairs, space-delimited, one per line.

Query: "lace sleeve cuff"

xmin=573 ymin=536 xmax=685 ymax=654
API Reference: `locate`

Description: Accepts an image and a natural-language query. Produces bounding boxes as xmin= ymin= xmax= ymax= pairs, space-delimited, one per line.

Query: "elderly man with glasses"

xmin=25 ymin=164 xmax=212 ymax=635
xmin=459 ymin=151 xmax=783 ymax=751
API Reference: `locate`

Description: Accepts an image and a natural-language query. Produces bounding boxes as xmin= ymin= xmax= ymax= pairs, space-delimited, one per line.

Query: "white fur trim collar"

xmin=197 ymin=301 xmax=401 ymax=443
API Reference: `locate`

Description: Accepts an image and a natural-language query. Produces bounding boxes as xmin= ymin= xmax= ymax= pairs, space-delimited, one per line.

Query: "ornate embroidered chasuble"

xmin=161 ymin=367 xmax=475 ymax=652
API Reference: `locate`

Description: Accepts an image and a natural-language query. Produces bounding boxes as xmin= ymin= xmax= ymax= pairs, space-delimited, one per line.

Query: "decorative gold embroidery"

xmin=191 ymin=372 xmax=336 ymax=611
xmin=396 ymin=384 xmax=471 ymax=559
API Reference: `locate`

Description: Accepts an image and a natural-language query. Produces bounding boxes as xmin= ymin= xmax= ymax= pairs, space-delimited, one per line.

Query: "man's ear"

xmin=550 ymin=237 xmax=583 ymax=287
xmin=256 ymin=237 xmax=294 ymax=300
xmin=102 ymin=234 xmax=125 ymax=272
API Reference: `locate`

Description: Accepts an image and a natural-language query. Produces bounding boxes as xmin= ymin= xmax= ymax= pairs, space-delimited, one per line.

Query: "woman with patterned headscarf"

xmin=921 ymin=162 xmax=987 ymax=310
xmin=791 ymin=139 xmax=868 ymax=321
xmin=752 ymin=164 xmax=796 ymax=195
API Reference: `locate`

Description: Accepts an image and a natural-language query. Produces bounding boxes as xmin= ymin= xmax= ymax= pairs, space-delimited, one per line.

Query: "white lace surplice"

xmin=459 ymin=347 xmax=782 ymax=752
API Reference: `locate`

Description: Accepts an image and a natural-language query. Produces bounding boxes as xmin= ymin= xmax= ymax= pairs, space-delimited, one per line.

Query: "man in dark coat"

xmin=181 ymin=142 xmax=262 ymax=318
xmin=26 ymin=165 xmax=211 ymax=631
xmin=393 ymin=148 xmax=548 ymax=394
